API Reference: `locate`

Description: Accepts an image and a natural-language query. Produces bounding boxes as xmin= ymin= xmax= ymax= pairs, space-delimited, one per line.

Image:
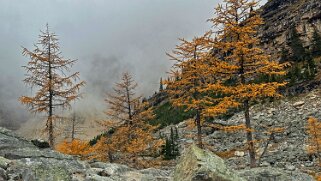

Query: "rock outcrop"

xmin=173 ymin=144 xmax=245 ymax=181
xmin=0 ymin=127 xmax=171 ymax=181
xmin=0 ymin=125 xmax=316 ymax=181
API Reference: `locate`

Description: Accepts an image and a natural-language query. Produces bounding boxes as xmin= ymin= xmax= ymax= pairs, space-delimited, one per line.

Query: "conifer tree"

xmin=208 ymin=0 xmax=287 ymax=167
xmin=306 ymin=117 xmax=321 ymax=166
xmin=304 ymin=54 xmax=317 ymax=80
xmin=56 ymin=139 xmax=89 ymax=159
xmin=311 ymin=29 xmax=321 ymax=57
xmin=280 ymin=47 xmax=289 ymax=63
xmin=163 ymin=127 xmax=179 ymax=160
xmin=63 ymin=111 xmax=85 ymax=141
xmin=160 ymin=78 xmax=164 ymax=91
xmin=166 ymin=33 xmax=215 ymax=148
xmin=20 ymin=24 xmax=85 ymax=147
xmin=91 ymin=72 xmax=162 ymax=164
xmin=105 ymin=72 xmax=141 ymax=126
xmin=289 ymin=27 xmax=306 ymax=62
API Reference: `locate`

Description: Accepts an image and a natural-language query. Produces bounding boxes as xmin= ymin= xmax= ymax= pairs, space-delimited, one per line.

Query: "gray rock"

xmin=285 ymin=163 xmax=296 ymax=171
xmin=259 ymin=161 xmax=271 ymax=167
xmin=238 ymin=167 xmax=314 ymax=181
xmin=173 ymin=144 xmax=245 ymax=181
xmin=0 ymin=168 xmax=7 ymax=181
xmin=31 ymin=139 xmax=50 ymax=148
xmin=293 ymin=101 xmax=305 ymax=107
xmin=0 ymin=127 xmax=170 ymax=181
xmin=0 ymin=156 xmax=10 ymax=169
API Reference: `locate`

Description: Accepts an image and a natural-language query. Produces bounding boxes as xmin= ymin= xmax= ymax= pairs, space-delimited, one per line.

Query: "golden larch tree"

xmin=56 ymin=139 xmax=89 ymax=159
xmin=166 ymin=33 xmax=218 ymax=148
xmin=91 ymin=72 xmax=162 ymax=165
xmin=306 ymin=117 xmax=321 ymax=166
xmin=208 ymin=0 xmax=287 ymax=167
xmin=105 ymin=72 xmax=141 ymax=126
xmin=20 ymin=24 xmax=85 ymax=147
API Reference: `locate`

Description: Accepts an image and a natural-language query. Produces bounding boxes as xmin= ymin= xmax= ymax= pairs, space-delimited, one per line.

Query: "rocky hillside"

xmin=0 ymin=127 xmax=315 ymax=181
xmin=259 ymin=0 xmax=321 ymax=57
xmin=160 ymin=89 xmax=321 ymax=179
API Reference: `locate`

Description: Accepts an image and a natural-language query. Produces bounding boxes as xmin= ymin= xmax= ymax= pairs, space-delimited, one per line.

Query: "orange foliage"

xmin=220 ymin=124 xmax=247 ymax=132
xmin=56 ymin=139 xmax=89 ymax=159
xmin=165 ymin=33 xmax=219 ymax=148
xmin=306 ymin=117 xmax=321 ymax=166
xmin=20 ymin=24 xmax=85 ymax=147
xmin=204 ymin=0 xmax=287 ymax=167
xmin=90 ymin=72 xmax=163 ymax=165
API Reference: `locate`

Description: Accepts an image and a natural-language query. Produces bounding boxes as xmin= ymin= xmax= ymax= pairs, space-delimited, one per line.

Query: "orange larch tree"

xmin=306 ymin=117 xmax=321 ymax=166
xmin=207 ymin=0 xmax=287 ymax=167
xmin=20 ymin=24 xmax=85 ymax=147
xmin=56 ymin=139 xmax=89 ymax=159
xmin=166 ymin=33 xmax=219 ymax=148
xmin=91 ymin=72 xmax=162 ymax=164
xmin=105 ymin=72 xmax=141 ymax=126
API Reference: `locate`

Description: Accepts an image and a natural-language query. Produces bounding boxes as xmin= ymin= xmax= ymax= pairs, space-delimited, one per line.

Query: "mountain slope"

xmin=259 ymin=0 xmax=321 ymax=57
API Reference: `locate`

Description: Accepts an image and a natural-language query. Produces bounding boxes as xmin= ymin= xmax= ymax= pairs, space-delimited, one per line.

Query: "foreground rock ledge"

xmin=0 ymin=127 xmax=315 ymax=181
xmin=0 ymin=127 xmax=171 ymax=181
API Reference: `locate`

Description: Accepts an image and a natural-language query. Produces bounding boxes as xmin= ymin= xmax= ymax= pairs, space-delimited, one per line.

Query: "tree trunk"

xmin=71 ymin=112 xmax=75 ymax=141
xmin=244 ymin=99 xmax=256 ymax=167
xmin=48 ymin=32 xmax=54 ymax=148
xmin=196 ymin=109 xmax=203 ymax=148
xmin=108 ymin=151 xmax=114 ymax=163
xmin=126 ymin=87 xmax=133 ymax=126
xmin=48 ymin=116 xmax=54 ymax=148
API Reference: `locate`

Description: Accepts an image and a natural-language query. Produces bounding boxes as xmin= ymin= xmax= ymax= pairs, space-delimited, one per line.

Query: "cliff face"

xmin=259 ymin=0 xmax=321 ymax=57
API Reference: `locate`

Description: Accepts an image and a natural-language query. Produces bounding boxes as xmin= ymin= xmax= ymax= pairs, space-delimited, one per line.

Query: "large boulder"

xmin=173 ymin=144 xmax=245 ymax=181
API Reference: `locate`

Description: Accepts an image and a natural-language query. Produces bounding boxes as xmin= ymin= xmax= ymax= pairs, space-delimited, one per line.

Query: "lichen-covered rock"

xmin=0 ymin=156 xmax=10 ymax=169
xmin=173 ymin=144 xmax=245 ymax=181
xmin=238 ymin=167 xmax=315 ymax=181
xmin=0 ymin=127 xmax=172 ymax=181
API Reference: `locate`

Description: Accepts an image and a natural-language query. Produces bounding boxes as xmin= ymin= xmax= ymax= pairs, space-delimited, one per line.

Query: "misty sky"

xmin=0 ymin=0 xmax=267 ymax=125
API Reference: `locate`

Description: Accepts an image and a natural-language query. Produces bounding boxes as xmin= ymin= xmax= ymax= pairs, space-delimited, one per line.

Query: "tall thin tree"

xmin=20 ymin=24 xmax=85 ymax=147
xmin=91 ymin=72 xmax=160 ymax=164
xmin=105 ymin=72 xmax=141 ymax=126
xmin=166 ymin=33 xmax=221 ymax=148
xmin=208 ymin=0 xmax=287 ymax=167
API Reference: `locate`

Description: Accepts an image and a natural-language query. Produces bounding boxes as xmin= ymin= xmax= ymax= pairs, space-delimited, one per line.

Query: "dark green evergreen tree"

xmin=160 ymin=78 xmax=164 ymax=91
xmin=289 ymin=27 xmax=306 ymax=62
xmin=304 ymin=53 xmax=317 ymax=80
xmin=311 ymin=29 xmax=321 ymax=57
xmin=163 ymin=127 xmax=180 ymax=160
xmin=173 ymin=127 xmax=179 ymax=156
xmin=280 ymin=47 xmax=289 ymax=63
xmin=164 ymin=137 xmax=172 ymax=160
xmin=287 ymin=64 xmax=302 ymax=86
